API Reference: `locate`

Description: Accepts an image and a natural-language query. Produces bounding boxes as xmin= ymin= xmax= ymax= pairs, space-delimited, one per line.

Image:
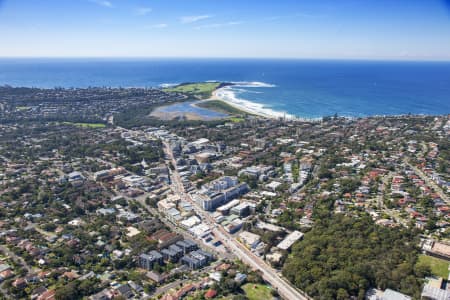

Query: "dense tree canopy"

xmin=282 ymin=214 xmax=427 ymax=299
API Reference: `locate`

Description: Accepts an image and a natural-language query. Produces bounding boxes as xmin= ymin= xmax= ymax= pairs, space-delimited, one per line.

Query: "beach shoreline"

xmin=208 ymin=89 xmax=268 ymax=117
xmin=208 ymin=84 xmax=297 ymax=120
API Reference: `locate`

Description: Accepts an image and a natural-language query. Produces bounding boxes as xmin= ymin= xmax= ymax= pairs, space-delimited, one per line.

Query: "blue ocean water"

xmin=0 ymin=58 xmax=449 ymax=118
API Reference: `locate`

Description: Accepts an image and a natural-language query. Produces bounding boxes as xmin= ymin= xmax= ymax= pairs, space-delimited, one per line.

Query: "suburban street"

xmin=162 ymin=141 xmax=311 ymax=300
xmin=405 ymin=160 xmax=449 ymax=203
xmin=0 ymin=244 xmax=33 ymax=299
xmin=0 ymin=245 xmax=31 ymax=273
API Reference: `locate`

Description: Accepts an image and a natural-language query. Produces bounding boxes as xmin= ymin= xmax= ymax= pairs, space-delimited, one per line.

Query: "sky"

xmin=1 ymin=0 xmax=450 ymax=60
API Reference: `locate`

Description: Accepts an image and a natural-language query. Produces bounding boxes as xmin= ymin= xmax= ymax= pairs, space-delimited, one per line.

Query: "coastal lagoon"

xmin=151 ymin=101 xmax=228 ymax=121
xmin=1 ymin=59 xmax=449 ymax=118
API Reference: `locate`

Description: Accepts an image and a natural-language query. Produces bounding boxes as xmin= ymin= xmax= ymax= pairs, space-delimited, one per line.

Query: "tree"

xmin=144 ymin=283 xmax=156 ymax=294
xmin=78 ymin=279 xmax=99 ymax=297
xmin=282 ymin=214 xmax=423 ymax=299
xmin=55 ymin=283 xmax=78 ymax=300
xmin=336 ymin=288 xmax=349 ymax=300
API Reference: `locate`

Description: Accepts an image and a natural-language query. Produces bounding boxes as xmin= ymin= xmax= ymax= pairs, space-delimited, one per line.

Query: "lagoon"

xmin=151 ymin=101 xmax=228 ymax=121
xmin=1 ymin=58 xmax=449 ymax=118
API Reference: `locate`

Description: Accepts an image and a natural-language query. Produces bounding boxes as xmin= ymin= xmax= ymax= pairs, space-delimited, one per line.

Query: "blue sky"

xmin=1 ymin=0 xmax=450 ymax=60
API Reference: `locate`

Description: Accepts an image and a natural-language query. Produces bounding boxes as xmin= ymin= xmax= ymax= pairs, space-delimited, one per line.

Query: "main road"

xmin=162 ymin=141 xmax=310 ymax=300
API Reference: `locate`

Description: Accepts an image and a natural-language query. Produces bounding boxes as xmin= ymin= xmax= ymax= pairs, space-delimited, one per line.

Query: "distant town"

xmin=0 ymin=83 xmax=449 ymax=300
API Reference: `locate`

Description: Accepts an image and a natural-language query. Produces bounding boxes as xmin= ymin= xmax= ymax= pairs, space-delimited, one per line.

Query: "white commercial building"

xmin=189 ymin=223 xmax=211 ymax=238
xmin=180 ymin=215 xmax=201 ymax=229
xmin=239 ymin=231 xmax=261 ymax=249
xmin=277 ymin=231 xmax=304 ymax=250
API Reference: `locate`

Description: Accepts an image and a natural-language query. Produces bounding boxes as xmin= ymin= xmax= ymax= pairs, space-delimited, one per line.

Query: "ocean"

xmin=0 ymin=58 xmax=449 ymax=118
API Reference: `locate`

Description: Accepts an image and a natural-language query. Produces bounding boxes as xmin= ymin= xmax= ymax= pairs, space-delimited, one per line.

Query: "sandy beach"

xmin=153 ymin=81 xmax=299 ymax=121
xmin=210 ymin=85 xmax=296 ymax=120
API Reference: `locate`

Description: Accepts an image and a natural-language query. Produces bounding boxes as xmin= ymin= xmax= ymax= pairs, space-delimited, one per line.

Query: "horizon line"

xmin=1 ymin=56 xmax=450 ymax=63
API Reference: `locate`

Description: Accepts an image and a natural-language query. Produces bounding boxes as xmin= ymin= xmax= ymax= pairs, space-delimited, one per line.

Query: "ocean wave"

xmin=215 ymin=86 xmax=295 ymax=119
xmin=231 ymin=88 xmax=264 ymax=94
xmin=159 ymin=83 xmax=180 ymax=88
xmin=231 ymin=81 xmax=277 ymax=88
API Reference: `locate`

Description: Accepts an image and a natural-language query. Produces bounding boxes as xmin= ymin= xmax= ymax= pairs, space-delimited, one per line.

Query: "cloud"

xmin=180 ymin=15 xmax=211 ymax=24
xmin=150 ymin=23 xmax=168 ymax=29
xmin=90 ymin=0 xmax=113 ymax=8
xmin=195 ymin=21 xmax=242 ymax=30
xmin=136 ymin=7 xmax=152 ymax=16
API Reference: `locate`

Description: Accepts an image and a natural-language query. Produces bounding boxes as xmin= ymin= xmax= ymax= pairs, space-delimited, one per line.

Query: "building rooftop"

xmin=382 ymin=289 xmax=411 ymax=300
xmin=277 ymin=231 xmax=304 ymax=250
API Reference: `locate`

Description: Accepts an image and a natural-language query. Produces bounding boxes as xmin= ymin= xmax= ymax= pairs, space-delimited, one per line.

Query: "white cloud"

xmin=90 ymin=0 xmax=113 ymax=8
xmin=180 ymin=15 xmax=211 ymax=24
xmin=136 ymin=7 xmax=152 ymax=16
xmin=195 ymin=21 xmax=242 ymax=30
xmin=151 ymin=23 xmax=168 ymax=29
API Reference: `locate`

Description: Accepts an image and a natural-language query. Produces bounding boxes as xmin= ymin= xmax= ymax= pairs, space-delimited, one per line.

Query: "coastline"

xmin=208 ymin=84 xmax=297 ymax=120
xmin=157 ymin=82 xmax=447 ymax=122
xmin=208 ymin=89 xmax=269 ymax=118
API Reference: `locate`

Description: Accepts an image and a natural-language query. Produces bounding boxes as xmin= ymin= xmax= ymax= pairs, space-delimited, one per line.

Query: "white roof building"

xmin=239 ymin=231 xmax=261 ymax=249
xmin=277 ymin=231 xmax=304 ymax=250
xmin=189 ymin=223 xmax=211 ymax=238
xmin=191 ymin=138 xmax=210 ymax=147
xmin=382 ymin=289 xmax=411 ymax=300
xmin=217 ymin=199 xmax=240 ymax=214
xmin=126 ymin=226 xmax=140 ymax=237
xmin=266 ymin=181 xmax=282 ymax=191
xmin=180 ymin=216 xmax=201 ymax=228
xmin=209 ymin=272 xmax=222 ymax=282
xmin=122 ymin=175 xmax=145 ymax=186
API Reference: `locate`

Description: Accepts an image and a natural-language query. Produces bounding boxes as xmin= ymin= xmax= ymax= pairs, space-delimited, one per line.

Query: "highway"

xmin=162 ymin=141 xmax=311 ymax=300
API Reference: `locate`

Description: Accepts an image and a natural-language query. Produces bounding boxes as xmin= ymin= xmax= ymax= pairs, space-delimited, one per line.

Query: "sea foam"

xmin=215 ymin=83 xmax=296 ymax=119
xmin=159 ymin=83 xmax=180 ymax=88
xmin=231 ymin=81 xmax=277 ymax=88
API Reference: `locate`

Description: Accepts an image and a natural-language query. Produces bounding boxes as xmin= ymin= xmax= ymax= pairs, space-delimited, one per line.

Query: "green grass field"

xmin=197 ymin=100 xmax=246 ymax=116
xmin=163 ymin=82 xmax=221 ymax=99
xmin=16 ymin=106 xmax=31 ymax=111
xmin=62 ymin=122 xmax=106 ymax=128
xmin=418 ymin=254 xmax=450 ymax=278
xmin=241 ymin=283 xmax=273 ymax=300
xmin=229 ymin=117 xmax=245 ymax=123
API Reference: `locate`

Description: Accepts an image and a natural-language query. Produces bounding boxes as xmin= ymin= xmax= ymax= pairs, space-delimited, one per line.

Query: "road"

xmin=0 ymin=245 xmax=31 ymax=273
xmin=152 ymin=279 xmax=184 ymax=298
xmin=377 ymin=173 xmax=390 ymax=210
xmin=97 ymin=127 xmax=309 ymax=299
xmin=405 ymin=159 xmax=449 ymax=203
xmin=162 ymin=141 xmax=311 ymax=300
xmin=0 ymin=244 xmax=33 ymax=299
xmin=134 ymin=194 xmax=233 ymax=260
xmin=86 ymin=141 xmax=233 ymax=259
